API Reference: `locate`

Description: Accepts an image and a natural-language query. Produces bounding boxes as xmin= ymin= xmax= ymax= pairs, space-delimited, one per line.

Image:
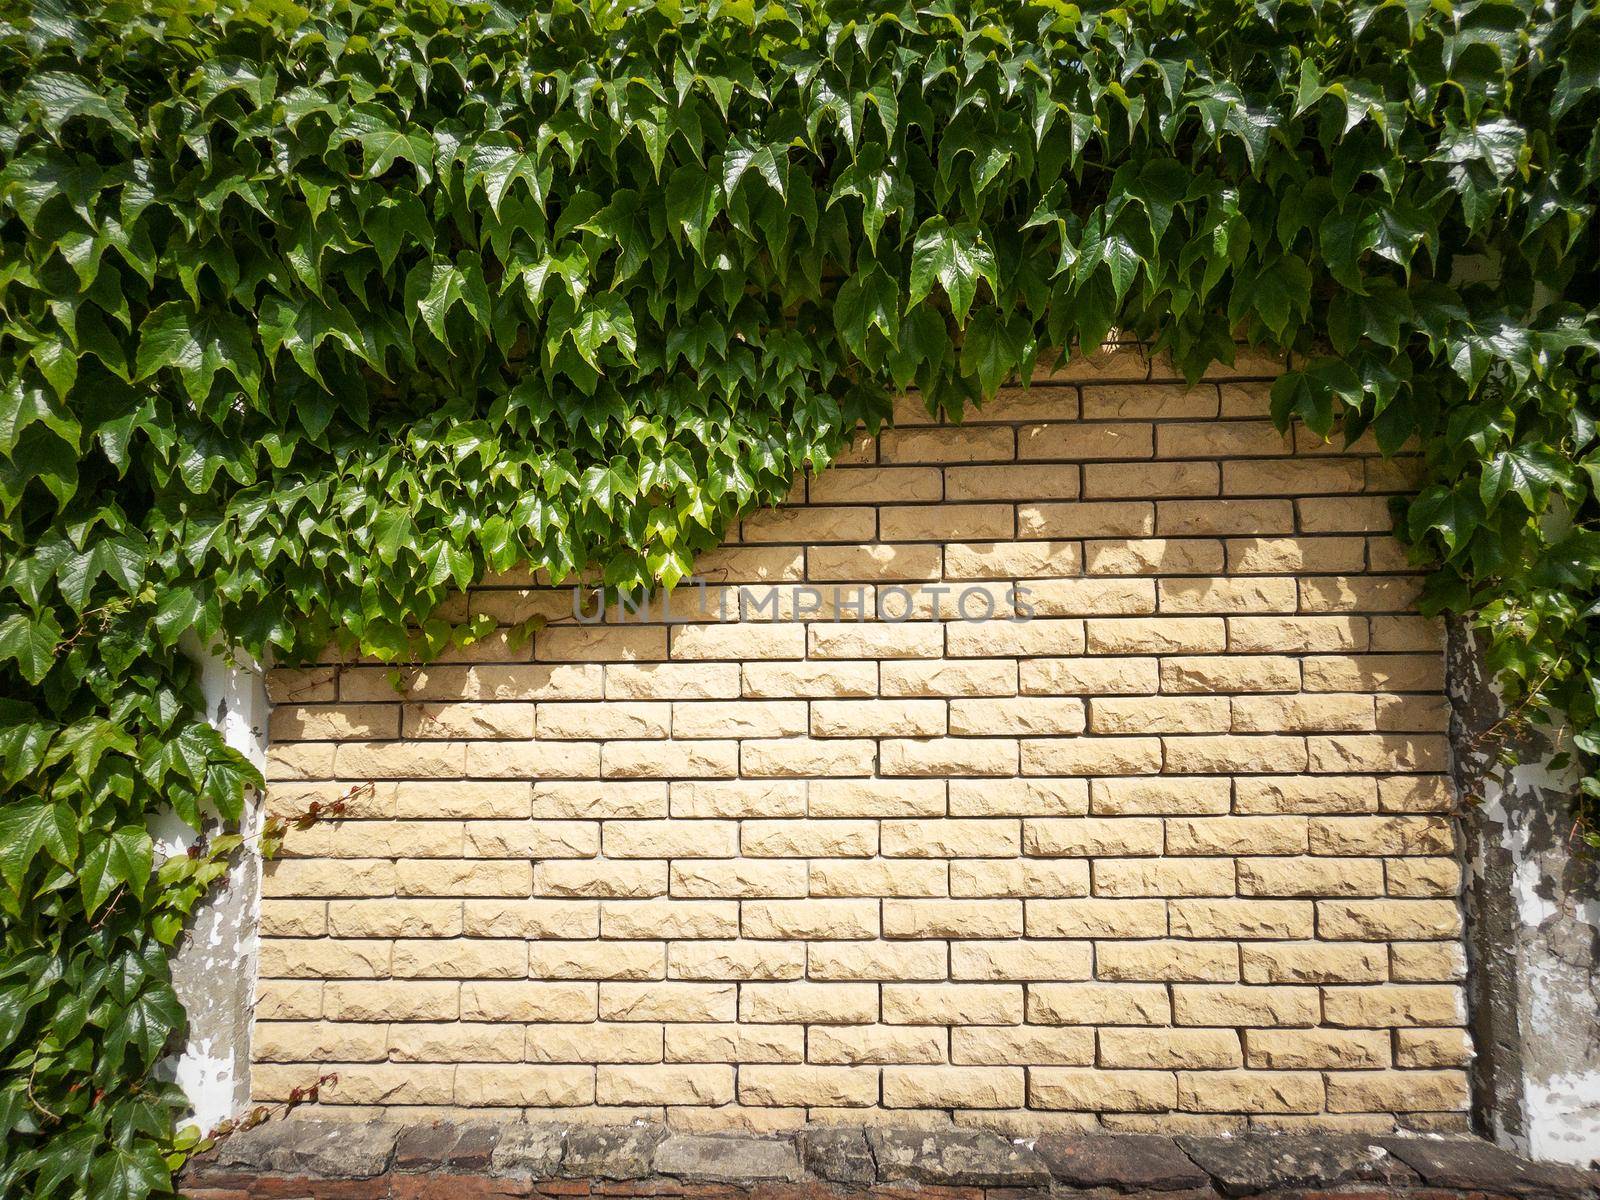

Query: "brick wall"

xmin=255 ymin=344 xmax=1471 ymax=1135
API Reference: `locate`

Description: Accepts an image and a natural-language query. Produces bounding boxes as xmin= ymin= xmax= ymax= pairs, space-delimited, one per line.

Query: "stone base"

xmin=183 ymin=1120 xmax=1597 ymax=1199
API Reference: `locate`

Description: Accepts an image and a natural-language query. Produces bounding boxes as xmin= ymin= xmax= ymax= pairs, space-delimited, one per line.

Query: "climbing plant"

xmin=0 ymin=0 xmax=1597 ymax=1193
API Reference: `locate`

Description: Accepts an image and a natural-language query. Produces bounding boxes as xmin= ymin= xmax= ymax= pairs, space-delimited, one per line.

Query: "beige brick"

xmin=669 ymin=860 xmax=807 ymax=899
xmin=606 ymin=662 xmax=742 ymax=700
xmin=1232 ymin=694 xmax=1375 ymax=733
xmin=743 ymin=819 xmax=877 ymax=858
xmin=279 ymin=819 xmax=460 ymax=860
xmin=812 ymin=466 xmax=942 ymax=504
xmin=267 ymin=1063 xmax=457 ymax=1106
xmin=349 ymin=662 xmax=604 ymax=704
xmin=1322 ymin=984 xmax=1465 ymax=1027
xmin=1084 ymin=538 xmax=1224 ymax=576
xmin=537 ymin=625 xmax=666 ymax=663
xmin=810 ymin=779 xmax=946 ymax=818
xmin=812 ymin=700 xmax=946 ymax=737
xmin=603 ymin=820 xmax=738 ymax=859
xmin=947 ymin=619 xmax=1086 ymax=657
xmin=1023 ymin=737 xmax=1162 ymax=777
xmin=1303 ymin=654 xmax=1443 ymax=693
xmin=1172 ymin=985 xmax=1319 ymax=1027
xmin=595 ymin=1064 xmax=733 ymax=1106
xmin=880 ymin=503 xmax=1014 ymax=542
xmin=812 ymin=859 xmax=948 ymax=898
xmin=882 ymin=659 xmax=1017 ymax=698
xmin=668 ymin=939 xmax=805 ymax=981
xmin=1168 ymin=899 xmax=1312 ymax=940
xmin=809 ymin=940 xmax=946 ymax=981
xmin=1160 ymin=656 xmax=1299 ymax=694
xmin=391 ymin=939 xmax=525 ymax=980
xmin=253 ymin=1021 xmax=389 ymax=1063
xmin=809 ymin=544 xmax=943 ymax=582
xmin=1026 ymin=898 xmax=1166 ymax=939
xmin=1310 ymin=816 xmax=1455 ymax=857
xmin=1025 ymin=818 xmax=1163 ymax=857
xmin=1166 ymin=816 xmax=1309 ymax=856
xmin=1309 ymin=734 xmax=1448 ymax=774
xmin=1325 ymin=1070 xmax=1468 ymax=1113
xmin=1020 ymin=420 xmax=1152 ymax=460
xmin=953 ymin=1026 xmax=1094 ymax=1066
xmin=1395 ymin=1028 xmax=1473 ymax=1068
xmin=669 ymin=780 xmax=805 ymax=819
xmin=1091 ymin=696 xmax=1230 ymax=735
xmin=463 ymin=740 xmax=600 ymax=779
xmin=1083 ymin=382 xmax=1218 ymax=419
xmin=1091 ymin=777 xmax=1232 ymax=816
xmin=950 ymin=697 xmax=1086 ymax=736
xmin=1021 ymin=656 xmax=1159 ymax=696
xmin=1299 ymin=496 xmax=1395 ymax=533
xmin=880 ymin=983 xmax=1021 ymax=1025
xmin=1018 ymin=501 xmax=1153 ymax=539
xmin=1387 ymin=857 xmax=1462 ymax=898
xmin=667 ymin=1023 xmax=804 ymax=1063
xmin=324 ymin=981 xmax=461 ymax=1022
xmin=272 ymin=704 xmax=399 ymax=742
xmin=1390 ymin=941 xmax=1467 ymax=982
xmin=810 ymin=622 xmax=943 ymax=659
xmin=809 ymin=1025 xmax=947 ymax=1065
xmin=883 ymin=818 xmax=1019 ymax=858
xmin=457 ymin=985 xmax=595 ymax=1024
xmin=537 ymin=702 xmax=670 ymax=740
xmin=880 ymin=737 xmax=1018 ymax=777
xmin=1241 ymin=942 xmax=1387 ymax=984
xmin=669 ymin=623 xmax=805 ymax=661
xmin=1247 ymin=1028 xmax=1390 ymax=1069
xmin=253 ymin=980 xmax=323 ymax=1020
xmin=1318 ymin=899 xmax=1461 ymax=941
xmin=742 ymin=899 xmax=878 ymax=940
xmin=387 ymin=1022 xmax=525 ymax=1063
xmin=951 ymin=859 xmax=1090 ymax=899
xmin=1084 ymin=461 xmax=1218 ymax=499
xmin=1301 ymin=575 xmax=1423 ymax=614
xmin=741 ymin=982 xmax=877 ymax=1024
xmin=950 ymin=940 xmax=1091 ymax=982
xmin=1229 ymin=615 xmax=1367 ymax=653
xmin=742 ymin=660 xmax=878 ymax=698
xmin=529 ymin=781 xmax=664 ymax=820
xmin=1028 ymin=982 xmax=1170 ymax=1025
xmin=461 ymin=900 xmax=597 ymax=939
xmin=1097 ymin=941 xmax=1239 ymax=982
xmin=1031 ymin=1068 xmax=1176 ymax=1112
xmin=740 ymin=1064 xmax=879 ymax=1107
xmin=260 ymin=900 xmax=328 ymax=937
xmin=529 ymin=940 xmax=664 ymax=981
xmin=692 ymin=544 xmax=805 ymax=582
xmin=524 ymin=1022 xmax=663 ymax=1064
xmin=600 ymin=900 xmax=739 ymax=940
xmin=884 ymin=899 xmax=1022 ymax=938
xmin=742 ymin=505 xmax=877 ymax=543
xmin=1094 ymin=858 xmax=1234 ymax=898
xmin=404 ymin=702 xmax=538 ymax=741
xmin=881 ymin=426 xmax=1014 ymax=463
xmin=1085 ymin=617 xmax=1225 ymax=654
xmin=1370 ymin=615 xmax=1444 ymax=652
xmin=264 ymin=743 xmax=334 ymax=781
xmin=538 ymin=859 xmax=668 ymax=899
xmin=1235 ymin=776 xmax=1376 ymax=814
xmin=1157 ymin=499 xmax=1295 ymax=536
xmin=262 ymin=858 xmax=396 ymax=899
xmin=1177 ymin=1069 xmax=1322 ymax=1114
xmin=884 ymin=1065 xmax=1025 ymax=1109
xmin=1226 ymin=536 xmax=1367 ymax=575
xmin=1379 ymin=775 xmax=1455 ymax=813
xmin=1159 ymin=420 xmax=1292 ymax=458
xmin=1238 ymin=856 xmax=1384 ymax=897
xmin=1377 ymin=694 xmax=1450 ymax=733
xmin=463 ymin=820 xmax=598 ymax=859
xmin=598 ymin=981 xmax=735 ymax=1023
xmin=1100 ymin=1028 xmax=1242 ymax=1069
xmin=396 ymin=859 xmax=530 ymax=898
xmin=1163 ymin=735 xmax=1308 ymax=774
xmin=949 ymin=778 xmax=1087 ymax=817
xmin=946 ymin=461 xmax=1080 ymax=501
xmin=267 ymin=667 xmax=337 ymax=704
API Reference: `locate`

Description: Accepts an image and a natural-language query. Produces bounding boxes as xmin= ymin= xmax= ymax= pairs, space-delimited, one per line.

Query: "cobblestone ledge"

xmin=183 ymin=1120 xmax=1598 ymax=1199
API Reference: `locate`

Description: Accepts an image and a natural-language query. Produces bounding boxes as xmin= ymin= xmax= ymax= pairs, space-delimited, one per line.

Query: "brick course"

xmin=256 ymin=345 xmax=1468 ymax=1131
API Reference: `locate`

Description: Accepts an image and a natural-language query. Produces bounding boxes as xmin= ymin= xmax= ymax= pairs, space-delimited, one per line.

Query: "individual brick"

xmin=1238 ymin=856 xmax=1385 ymax=898
xmin=1301 ymin=653 xmax=1444 ymax=693
xmin=253 ymin=1021 xmax=389 ymax=1064
xmin=1099 ymin=1028 xmax=1242 ymax=1069
xmin=532 ymin=781 xmax=665 ymax=819
xmin=1157 ymin=499 xmax=1295 ymax=536
xmin=1027 ymin=982 xmax=1170 ymax=1025
xmin=1227 ymin=536 xmax=1367 ymax=575
xmin=1168 ymin=899 xmax=1312 ymax=940
xmin=252 ymin=980 xmax=321 ymax=1020
xmin=945 ymin=540 xmax=1082 ymax=579
xmin=1084 ymin=538 xmax=1224 ymax=576
xmin=883 ymin=1065 xmax=1025 ymax=1109
xmin=1228 ymin=615 xmax=1366 ymax=653
xmin=1231 ymin=694 xmax=1376 ymax=733
xmin=528 ymin=940 xmax=665 ymax=981
xmin=463 ymin=740 xmax=600 ymax=779
xmin=602 ymin=820 xmax=738 ymax=859
xmin=950 ymin=698 xmax=1086 ymax=735
xmin=742 ymin=505 xmax=877 ymax=543
xmin=462 ymin=820 xmax=598 ymax=859
xmin=1310 ymin=815 xmax=1455 ymax=856
xmin=668 ymin=940 xmax=805 ymax=981
xmin=808 ymin=940 xmax=947 ymax=981
xmin=1324 ymin=1070 xmax=1469 ymax=1113
xmin=387 ymin=1022 xmax=525 ymax=1063
xmin=1085 ymin=617 xmax=1225 ymax=654
xmin=880 ymin=737 xmax=1019 ymax=777
xmin=1172 ymin=985 xmax=1319 ymax=1027
xmin=1162 ymin=735 xmax=1308 ymax=774
xmin=810 ymin=621 xmax=943 ymax=658
xmin=1090 ymin=696 xmax=1230 ymax=735
xmin=1091 ymin=777 xmax=1232 ymax=816
xmin=811 ymin=859 xmax=948 ymax=898
xmin=951 ymin=859 xmax=1090 ymax=899
xmin=1030 ymin=1068 xmax=1177 ymax=1112
xmin=1160 ymin=655 xmax=1299 ymax=694
xmin=742 ymin=819 xmax=877 ymax=858
xmin=1386 ymin=857 xmax=1463 ymax=898
xmin=599 ymin=900 xmax=740 ymax=940
xmin=1317 ymin=899 xmax=1462 ymax=941
xmin=537 ymin=859 xmax=669 ymax=899
xmin=461 ymin=900 xmax=597 ymax=939
xmin=882 ymin=659 xmax=1017 ymax=697
xmin=740 ymin=737 xmax=879 ymax=778
xmin=742 ymin=660 xmax=878 ymax=697
xmin=536 ymin=626 xmax=667 ymax=663
xmin=523 ymin=1022 xmax=664 ymax=1064
xmin=1395 ymin=1028 xmax=1473 ymax=1068
xmin=396 ymin=859 xmax=530 ymax=898
xmin=1093 ymin=858 xmax=1235 ymax=897
xmin=809 ymin=1025 xmax=947 ymax=1065
xmin=812 ymin=699 xmax=946 ymax=737
xmin=598 ymin=981 xmax=736 ymax=1023
xmin=1390 ymin=941 xmax=1467 ymax=982
xmin=1165 ymin=816 xmax=1309 ymax=856
xmin=1246 ymin=1028 xmax=1390 ymax=1070
xmin=1240 ymin=942 xmax=1388 ymax=984
xmin=606 ymin=662 xmax=742 ymax=700
xmin=1023 ymin=737 xmax=1162 ymax=777
xmin=1097 ymin=941 xmax=1239 ymax=982
xmin=670 ymin=780 xmax=806 ymax=819
xmin=1024 ymin=817 xmax=1164 ymax=857
xmin=741 ymin=899 xmax=879 ymax=940
xmin=951 ymin=939 xmax=1092 ymax=981
xmin=1307 ymin=734 xmax=1448 ymax=773
xmin=324 ymin=981 xmax=462 ymax=1022
xmin=947 ymin=619 xmax=1086 ymax=657
xmin=536 ymin=702 xmax=669 ymax=739
xmin=669 ymin=623 xmax=806 ymax=661
xmin=883 ymin=899 xmax=1023 ymax=938
xmin=1177 ymin=1070 xmax=1323 ymax=1114
xmin=391 ymin=940 xmax=525 ymax=980
xmin=1026 ymin=898 xmax=1166 ymax=939
xmin=740 ymin=1065 xmax=879 ymax=1107
xmin=949 ymin=777 xmax=1087 ymax=817
xmin=1021 ymin=656 xmax=1160 ymax=696
xmin=882 ymin=983 xmax=1023 ymax=1025
xmin=1321 ymin=984 xmax=1465 ymax=1027
xmin=1019 ymin=421 xmax=1152 ymax=460
xmin=810 ymin=779 xmax=946 ymax=817
xmin=812 ymin=466 xmax=942 ymax=504
xmin=1018 ymin=500 xmax=1153 ymax=539
xmin=1235 ymin=776 xmax=1377 ymax=815
xmin=271 ymin=704 xmax=400 ymax=742
xmin=668 ymin=860 xmax=807 ymax=899
xmin=740 ymin=982 xmax=877 ymax=1024
xmin=667 ymin=1023 xmax=805 ymax=1063
xmin=594 ymin=1064 xmax=733 ymax=1106
xmin=1084 ymin=461 xmax=1219 ymax=499
xmin=882 ymin=818 xmax=1019 ymax=857
xmin=881 ymin=426 xmax=1015 ymax=463
xmin=809 ymin=544 xmax=943 ymax=582
xmin=879 ymin=503 xmax=1014 ymax=542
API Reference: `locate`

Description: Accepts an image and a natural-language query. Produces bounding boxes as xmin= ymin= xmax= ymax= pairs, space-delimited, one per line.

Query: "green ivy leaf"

xmin=908 ymin=217 xmax=997 ymax=325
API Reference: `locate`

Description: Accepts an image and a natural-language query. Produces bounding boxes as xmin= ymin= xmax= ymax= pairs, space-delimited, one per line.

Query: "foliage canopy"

xmin=1 ymin=0 xmax=1598 ymax=1194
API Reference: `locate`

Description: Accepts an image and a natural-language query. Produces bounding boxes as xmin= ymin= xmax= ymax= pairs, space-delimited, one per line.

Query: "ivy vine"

xmin=1 ymin=0 xmax=1598 ymax=1194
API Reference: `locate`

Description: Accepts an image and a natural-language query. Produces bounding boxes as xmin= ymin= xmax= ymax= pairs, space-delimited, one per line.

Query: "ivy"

xmin=0 ymin=0 xmax=1597 ymax=1194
